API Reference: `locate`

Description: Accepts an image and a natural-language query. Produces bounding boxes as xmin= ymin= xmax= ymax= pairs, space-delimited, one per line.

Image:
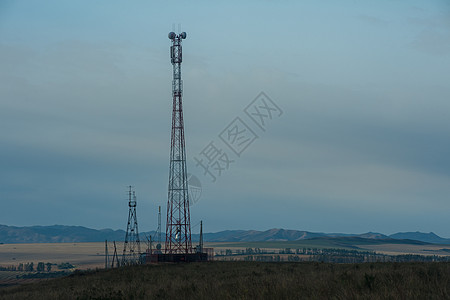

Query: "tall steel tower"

xmin=165 ymin=31 xmax=192 ymax=254
xmin=122 ymin=186 xmax=141 ymax=264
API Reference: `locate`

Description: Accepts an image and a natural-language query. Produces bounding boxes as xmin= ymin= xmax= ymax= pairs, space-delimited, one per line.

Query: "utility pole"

xmin=105 ymin=240 xmax=108 ymax=269
xmin=199 ymin=221 xmax=203 ymax=254
xmin=158 ymin=206 xmax=162 ymax=245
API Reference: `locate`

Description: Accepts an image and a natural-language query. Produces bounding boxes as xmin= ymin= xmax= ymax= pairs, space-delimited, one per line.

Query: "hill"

xmin=201 ymin=229 xmax=390 ymax=242
xmin=1 ymin=225 xmax=449 ymax=244
xmin=389 ymin=232 xmax=450 ymax=244
xmin=0 ymin=225 xmax=126 ymax=243
xmin=202 ymin=228 xmax=325 ymax=242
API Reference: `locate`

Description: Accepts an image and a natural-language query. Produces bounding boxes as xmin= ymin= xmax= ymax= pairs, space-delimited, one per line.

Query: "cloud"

xmin=407 ymin=12 xmax=450 ymax=56
xmin=357 ymin=14 xmax=388 ymax=26
xmin=1 ymin=1 xmax=450 ymax=236
xmin=411 ymin=28 xmax=450 ymax=56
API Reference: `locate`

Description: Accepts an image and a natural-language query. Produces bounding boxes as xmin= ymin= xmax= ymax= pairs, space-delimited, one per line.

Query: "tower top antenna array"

xmin=168 ymin=31 xmax=186 ymax=40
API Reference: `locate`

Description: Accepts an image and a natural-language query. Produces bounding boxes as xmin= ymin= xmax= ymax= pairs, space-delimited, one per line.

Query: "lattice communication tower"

xmin=165 ymin=31 xmax=192 ymax=254
xmin=122 ymin=186 xmax=141 ymax=264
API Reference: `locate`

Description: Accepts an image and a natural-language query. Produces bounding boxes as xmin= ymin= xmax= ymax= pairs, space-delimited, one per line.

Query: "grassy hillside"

xmin=1 ymin=262 xmax=449 ymax=299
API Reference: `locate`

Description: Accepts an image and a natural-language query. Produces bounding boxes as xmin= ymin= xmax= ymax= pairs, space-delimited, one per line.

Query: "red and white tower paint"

xmin=165 ymin=31 xmax=192 ymax=254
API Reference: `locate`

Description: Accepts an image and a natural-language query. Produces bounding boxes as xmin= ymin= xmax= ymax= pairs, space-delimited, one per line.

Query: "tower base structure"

xmin=145 ymin=252 xmax=208 ymax=263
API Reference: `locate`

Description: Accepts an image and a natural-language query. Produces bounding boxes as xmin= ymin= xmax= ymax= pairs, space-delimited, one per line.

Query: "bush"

xmin=57 ymin=262 xmax=75 ymax=270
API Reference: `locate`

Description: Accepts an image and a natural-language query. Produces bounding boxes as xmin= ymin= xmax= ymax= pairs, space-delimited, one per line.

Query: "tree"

xmin=37 ymin=262 xmax=45 ymax=272
xmin=25 ymin=262 xmax=34 ymax=272
xmin=57 ymin=262 xmax=74 ymax=269
xmin=46 ymin=263 xmax=52 ymax=272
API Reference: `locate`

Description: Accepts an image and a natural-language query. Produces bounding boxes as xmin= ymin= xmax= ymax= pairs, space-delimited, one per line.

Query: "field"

xmin=0 ymin=261 xmax=449 ymax=299
xmin=1 ymin=239 xmax=449 ymax=271
xmin=0 ymin=242 xmax=125 ymax=270
xmin=209 ymin=240 xmax=450 ymax=256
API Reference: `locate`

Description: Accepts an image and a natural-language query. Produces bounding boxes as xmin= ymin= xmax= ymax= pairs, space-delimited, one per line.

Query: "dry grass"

xmin=0 ymin=261 xmax=449 ymax=299
xmin=0 ymin=242 xmax=120 ymax=270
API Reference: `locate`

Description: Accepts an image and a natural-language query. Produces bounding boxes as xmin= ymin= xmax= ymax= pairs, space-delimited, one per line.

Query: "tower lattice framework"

xmin=122 ymin=186 xmax=141 ymax=264
xmin=165 ymin=31 xmax=192 ymax=254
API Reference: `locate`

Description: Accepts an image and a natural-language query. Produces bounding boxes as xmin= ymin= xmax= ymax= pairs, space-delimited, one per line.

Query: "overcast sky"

xmin=1 ymin=1 xmax=450 ymax=237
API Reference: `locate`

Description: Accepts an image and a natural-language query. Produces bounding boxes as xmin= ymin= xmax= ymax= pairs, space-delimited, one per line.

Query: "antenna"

xmin=122 ymin=186 xmax=141 ymax=265
xmin=105 ymin=240 xmax=109 ymax=269
xmin=165 ymin=31 xmax=192 ymax=254
xmin=199 ymin=221 xmax=203 ymax=254
xmin=157 ymin=206 xmax=162 ymax=245
xmin=142 ymin=31 xmax=207 ymax=262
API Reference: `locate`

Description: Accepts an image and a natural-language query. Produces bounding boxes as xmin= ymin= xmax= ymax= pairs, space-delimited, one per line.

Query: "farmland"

xmin=1 ymin=239 xmax=449 ymax=271
xmin=0 ymin=242 xmax=121 ymax=270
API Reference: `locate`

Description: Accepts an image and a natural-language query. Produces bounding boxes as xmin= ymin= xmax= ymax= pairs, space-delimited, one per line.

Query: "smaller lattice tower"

xmin=122 ymin=186 xmax=141 ymax=265
xmin=156 ymin=206 xmax=162 ymax=248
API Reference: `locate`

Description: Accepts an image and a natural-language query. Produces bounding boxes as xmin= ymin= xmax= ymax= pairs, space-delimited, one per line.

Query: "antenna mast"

xmin=105 ymin=240 xmax=108 ymax=269
xmin=122 ymin=186 xmax=141 ymax=264
xmin=199 ymin=221 xmax=203 ymax=254
xmin=165 ymin=31 xmax=192 ymax=254
xmin=157 ymin=206 xmax=162 ymax=245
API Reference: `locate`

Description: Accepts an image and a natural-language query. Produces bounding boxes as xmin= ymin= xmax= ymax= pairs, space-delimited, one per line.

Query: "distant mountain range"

xmin=1 ymin=225 xmax=449 ymax=245
xmin=0 ymin=225 xmax=127 ymax=243
xmin=202 ymin=229 xmax=450 ymax=244
xmin=389 ymin=232 xmax=450 ymax=244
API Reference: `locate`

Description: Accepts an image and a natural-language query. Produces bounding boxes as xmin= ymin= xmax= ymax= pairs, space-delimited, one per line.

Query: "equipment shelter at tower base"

xmin=145 ymin=252 xmax=208 ymax=263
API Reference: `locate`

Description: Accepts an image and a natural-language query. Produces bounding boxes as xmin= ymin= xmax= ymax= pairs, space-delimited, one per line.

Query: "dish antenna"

xmin=168 ymin=31 xmax=186 ymax=40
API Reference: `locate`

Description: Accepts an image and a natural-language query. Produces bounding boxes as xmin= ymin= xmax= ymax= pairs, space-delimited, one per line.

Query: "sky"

xmin=1 ymin=1 xmax=450 ymax=237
